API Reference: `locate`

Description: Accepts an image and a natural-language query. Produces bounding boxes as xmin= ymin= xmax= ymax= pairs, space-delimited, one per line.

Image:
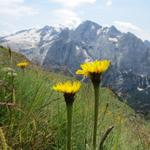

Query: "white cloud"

xmin=0 ymin=18 xmax=21 ymax=36
xmin=49 ymin=0 xmax=96 ymax=8
xmin=114 ymin=21 xmax=150 ymax=41
xmin=0 ymin=0 xmax=38 ymax=16
xmin=114 ymin=21 xmax=141 ymax=32
xmin=52 ymin=9 xmax=81 ymax=27
xmin=49 ymin=0 xmax=93 ymax=28
xmin=105 ymin=0 xmax=112 ymax=6
xmin=0 ymin=0 xmax=23 ymax=5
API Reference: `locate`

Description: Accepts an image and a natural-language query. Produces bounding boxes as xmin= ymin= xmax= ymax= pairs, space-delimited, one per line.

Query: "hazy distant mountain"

xmin=1 ymin=20 xmax=150 ymax=115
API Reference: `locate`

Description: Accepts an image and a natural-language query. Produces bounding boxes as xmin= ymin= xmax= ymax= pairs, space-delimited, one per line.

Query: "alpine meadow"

xmin=0 ymin=46 xmax=150 ymax=149
xmin=0 ymin=0 xmax=150 ymax=150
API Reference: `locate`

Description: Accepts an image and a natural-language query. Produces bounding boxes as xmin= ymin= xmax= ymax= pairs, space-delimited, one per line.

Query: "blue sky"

xmin=0 ymin=0 xmax=150 ymax=40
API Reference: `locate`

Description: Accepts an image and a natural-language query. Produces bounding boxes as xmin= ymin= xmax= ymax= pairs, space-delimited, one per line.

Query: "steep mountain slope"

xmin=0 ymin=26 xmax=61 ymax=64
xmin=0 ymin=20 xmax=150 ymax=114
xmin=144 ymin=40 xmax=150 ymax=48
xmin=1 ymin=46 xmax=150 ymax=149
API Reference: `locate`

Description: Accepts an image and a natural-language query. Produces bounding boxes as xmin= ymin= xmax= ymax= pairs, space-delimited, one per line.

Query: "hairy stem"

xmin=93 ymin=83 xmax=100 ymax=150
xmin=66 ymin=103 xmax=73 ymax=150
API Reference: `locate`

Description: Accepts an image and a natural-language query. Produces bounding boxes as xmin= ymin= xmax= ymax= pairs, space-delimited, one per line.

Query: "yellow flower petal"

xmin=76 ymin=60 xmax=110 ymax=77
xmin=53 ymin=81 xmax=81 ymax=94
xmin=17 ymin=61 xmax=29 ymax=69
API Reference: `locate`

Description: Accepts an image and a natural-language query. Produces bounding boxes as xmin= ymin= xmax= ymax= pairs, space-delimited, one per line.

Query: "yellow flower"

xmin=53 ymin=82 xmax=81 ymax=149
xmin=76 ymin=60 xmax=110 ymax=76
xmin=53 ymin=81 xmax=81 ymax=94
xmin=17 ymin=61 xmax=29 ymax=69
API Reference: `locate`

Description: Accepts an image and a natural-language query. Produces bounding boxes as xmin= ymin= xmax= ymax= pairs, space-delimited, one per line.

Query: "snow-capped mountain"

xmin=0 ymin=25 xmax=62 ymax=64
xmin=1 ymin=20 xmax=150 ymax=115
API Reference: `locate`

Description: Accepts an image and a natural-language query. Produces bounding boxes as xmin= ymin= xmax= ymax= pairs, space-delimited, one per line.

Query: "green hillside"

xmin=0 ymin=46 xmax=150 ymax=150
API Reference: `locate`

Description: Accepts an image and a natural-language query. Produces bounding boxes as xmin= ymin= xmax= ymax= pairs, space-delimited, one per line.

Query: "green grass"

xmin=0 ymin=46 xmax=150 ymax=150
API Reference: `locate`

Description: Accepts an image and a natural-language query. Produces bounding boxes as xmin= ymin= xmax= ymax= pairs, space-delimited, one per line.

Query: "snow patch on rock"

xmin=108 ymin=37 xmax=118 ymax=42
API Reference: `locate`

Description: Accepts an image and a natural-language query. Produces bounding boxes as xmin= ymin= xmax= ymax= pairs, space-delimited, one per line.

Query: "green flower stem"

xmin=66 ymin=103 xmax=73 ymax=150
xmin=93 ymin=82 xmax=100 ymax=150
xmin=64 ymin=93 xmax=75 ymax=150
xmin=22 ymin=68 xmax=25 ymax=75
xmin=91 ymin=73 xmax=101 ymax=150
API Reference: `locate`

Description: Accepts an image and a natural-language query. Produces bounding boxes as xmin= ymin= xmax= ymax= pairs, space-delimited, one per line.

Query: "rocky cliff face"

xmin=1 ymin=20 xmax=150 ymax=114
